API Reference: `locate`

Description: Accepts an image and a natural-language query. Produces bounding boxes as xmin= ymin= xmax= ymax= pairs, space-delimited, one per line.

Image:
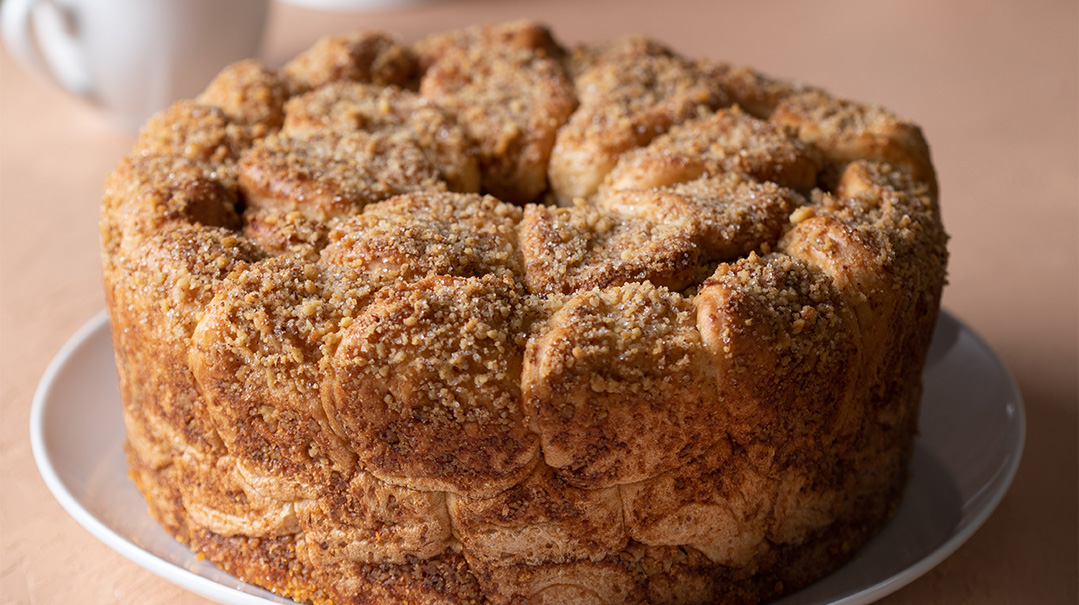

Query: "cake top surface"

xmin=102 ymin=18 xmax=947 ymax=493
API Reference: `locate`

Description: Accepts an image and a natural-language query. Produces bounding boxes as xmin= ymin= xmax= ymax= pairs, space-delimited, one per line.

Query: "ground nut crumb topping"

xmin=238 ymin=130 xmax=444 ymax=222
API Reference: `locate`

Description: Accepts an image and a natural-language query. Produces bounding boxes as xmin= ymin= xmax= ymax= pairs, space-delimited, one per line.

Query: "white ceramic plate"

xmin=31 ymin=310 xmax=1024 ymax=605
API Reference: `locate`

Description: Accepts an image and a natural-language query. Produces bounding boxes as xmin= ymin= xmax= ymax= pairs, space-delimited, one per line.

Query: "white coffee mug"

xmin=2 ymin=0 xmax=269 ymax=132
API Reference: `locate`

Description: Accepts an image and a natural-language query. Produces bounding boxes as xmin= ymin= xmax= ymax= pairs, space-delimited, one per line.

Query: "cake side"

xmin=102 ymin=20 xmax=947 ymax=605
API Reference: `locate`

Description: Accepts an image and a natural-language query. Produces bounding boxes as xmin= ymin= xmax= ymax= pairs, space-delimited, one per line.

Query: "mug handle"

xmin=1 ymin=0 xmax=92 ymax=96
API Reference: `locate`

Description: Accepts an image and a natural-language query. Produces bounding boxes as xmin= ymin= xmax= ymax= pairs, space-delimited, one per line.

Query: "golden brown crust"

xmin=197 ymin=60 xmax=289 ymax=132
xmin=414 ymin=19 xmax=566 ymax=70
xmin=695 ymin=252 xmax=863 ymax=446
xmin=103 ymin=21 xmax=948 ymax=605
xmin=190 ymin=256 xmax=378 ymax=497
xmin=190 ymin=522 xmax=485 ymax=605
xmin=417 ymin=21 xmax=576 ymax=204
xmin=620 ymin=439 xmax=773 ymax=568
xmin=548 ymin=37 xmax=727 ymax=203
xmin=282 ymin=31 xmax=419 ymax=95
xmin=174 ymin=452 xmax=303 ymax=538
xmin=295 ymin=549 xmax=486 ymax=605
xmin=329 ymin=275 xmax=540 ymax=497
xmin=599 ymin=174 xmax=804 ymax=263
xmin=779 ymin=160 xmax=947 ymax=446
xmin=474 ymin=558 xmax=644 ymax=605
xmin=238 ymin=130 xmax=445 ymax=222
xmin=602 ymin=107 xmax=819 ymax=193
xmin=523 ymin=282 xmax=722 ymax=488
xmin=297 ymin=470 xmax=453 ymax=567
xmin=241 ymin=207 xmax=331 ymax=259
xmin=283 ymin=82 xmax=480 ymax=193
xmin=701 ymin=62 xmax=815 ymax=119
xmin=319 ymin=192 xmax=522 ymax=284
xmin=106 ymin=225 xmax=264 ymax=468
xmin=770 ymin=90 xmax=937 ymax=193
xmin=132 ymin=100 xmax=258 ymax=168
xmin=101 ymin=155 xmax=242 ymax=261
xmin=518 ymin=201 xmax=700 ymax=295
xmin=564 ymin=34 xmax=677 ymax=80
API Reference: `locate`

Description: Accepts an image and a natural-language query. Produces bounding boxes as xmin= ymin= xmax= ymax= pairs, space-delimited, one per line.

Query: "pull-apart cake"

xmin=101 ymin=20 xmax=948 ymax=604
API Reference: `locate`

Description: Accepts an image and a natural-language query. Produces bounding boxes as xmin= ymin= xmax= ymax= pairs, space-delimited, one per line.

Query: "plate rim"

xmin=29 ymin=310 xmax=281 ymax=605
xmin=29 ymin=308 xmax=1026 ymax=605
xmin=828 ymin=310 xmax=1026 ymax=604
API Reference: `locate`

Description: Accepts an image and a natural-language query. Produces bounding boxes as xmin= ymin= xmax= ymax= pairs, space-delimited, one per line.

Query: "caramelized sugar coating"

xmin=599 ymin=174 xmax=804 ymax=262
xmin=780 ymin=160 xmax=947 ymax=435
xmin=548 ymin=36 xmax=727 ymax=203
xmin=190 ymin=256 xmax=378 ymax=498
xmin=781 ymin=161 xmax=946 ymax=372
xmin=282 ymin=31 xmax=418 ymax=94
xmin=241 ymin=207 xmax=330 ymax=260
xmin=238 ymin=130 xmax=444 ymax=222
xmin=417 ymin=21 xmax=576 ymax=204
xmin=106 ymin=224 xmax=263 ymax=471
xmin=132 ymin=100 xmax=255 ymax=167
xmin=330 ymin=275 xmax=540 ymax=497
xmin=283 ymin=82 xmax=480 ymax=193
xmin=102 ymin=21 xmax=947 ymax=605
xmin=197 ymin=60 xmax=289 ymax=132
xmin=320 ymin=192 xmax=522 ymax=284
xmin=603 ymin=107 xmax=820 ymax=193
xmin=523 ymin=282 xmax=722 ymax=488
xmin=695 ymin=252 xmax=863 ymax=447
xmin=519 ymin=201 xmax=700 ymax=294
xmin=101 ymin=155 xmax=242 ymax=261
xmin=770 ymin=90 xmax=936 ymax=191
xmin=701 ymin=61 xmax=814 ymax=119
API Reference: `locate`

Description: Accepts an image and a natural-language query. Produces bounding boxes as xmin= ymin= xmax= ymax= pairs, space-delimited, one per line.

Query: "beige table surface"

xmin=2 ymin=0 xmax=1076 ymax=603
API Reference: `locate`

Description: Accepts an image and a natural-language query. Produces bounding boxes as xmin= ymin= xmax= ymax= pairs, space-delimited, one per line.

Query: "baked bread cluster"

xmin=101 ymin=20 xmax=948 ymax=604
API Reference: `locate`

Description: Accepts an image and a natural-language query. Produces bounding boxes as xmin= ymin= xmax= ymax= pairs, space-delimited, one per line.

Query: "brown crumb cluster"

xmin=330 ymin=274 xmax=540 ymax=498
xmin=190 ymin=256 xmax=378 ymax=496
xmin=603 ymin=107 xmax=820 ymax=193
xmin=283 ymin=82 xmax=480 ymax=193
xmin=197 ymin=60 xmax=289 ymax=132
xmin=770 ymin=90 xmax=937 ymax=192
xmin=523 ymin=281 xmax=722 ymax=488
xmin=281 ymin=31 xmax=419 ymax=94
xmin=519 ymin=201 xmax=701 ymax=294
xmin=700 ymin=61 xmax=818 ymax=119
xmin=101 ymin=155 xmax=242 ymax=262
xmin=241 ymin=207 xmax=331 ymax=259
xmin=132 ymin=100 xmax=257 ymax=168
xmin=696 ymin=252 xmax=863 ymax=447
xmin=600 ymin=173 xmax=804 ymax=263
xmin=549 ymin=36 xmax=727 ymax=203
xmin=417 ymin=21 xmax=576 ymax=204
xmin=238 ymin=129 xmax=445 ymax=222
xmin=103 ymin=20 xmax=947 ymax=605
xmin=320 ymin=192 xmax=523 ymax=284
